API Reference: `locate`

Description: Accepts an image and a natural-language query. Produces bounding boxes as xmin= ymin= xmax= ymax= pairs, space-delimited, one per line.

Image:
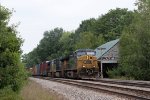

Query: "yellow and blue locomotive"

xmin=62 ymin=49 xmax=99 ymax=78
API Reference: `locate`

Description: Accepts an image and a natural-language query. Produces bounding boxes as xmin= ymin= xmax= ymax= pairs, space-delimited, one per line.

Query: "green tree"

xmin=22 ymin=28 xmax=66 ymax=67
xmin=22 ymin=48 xmax=39 ymax=67
xmin=108 ymin=0 xmax=150 ymax=80
xmin=94 ymin=8 xmax=134 ymax=41
xmin=75 ymin=18 xmax=96 ymax=35
xmin=59 ymin=31 xmax=75 ymax=56
xmin=75 ymin=32 xmax=104 ymax=49
xmin=74 ymin=8 xmax=134 ymax=50
xmin=0 ymin=5 xmax=27 ymax=94
xmin=37 ymin=28 xmax=63 ymax=61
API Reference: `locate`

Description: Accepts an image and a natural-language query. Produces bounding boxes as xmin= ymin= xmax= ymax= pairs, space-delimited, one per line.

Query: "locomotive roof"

xmin=75 ymin=49 xmax=95 ymax=52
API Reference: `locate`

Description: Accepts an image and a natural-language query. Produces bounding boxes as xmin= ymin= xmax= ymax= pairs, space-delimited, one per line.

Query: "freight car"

xmin=29 ymin=49 xmax=99 ymax=79
xmin=40 ymin=61 xmax=51 ymax=76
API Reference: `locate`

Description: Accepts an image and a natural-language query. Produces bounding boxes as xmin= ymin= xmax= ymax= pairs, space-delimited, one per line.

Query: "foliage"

xmin=22 ymin=28 xmax=75 ymax=67
xmin=108 ymin=0 xmax=150 ymax=80
xmin=75 ymin=8 xmax=134 ymax=42
xmin=0 ymin=5 xmax=27 ymax=98
xmin=107 ymin=66 xmax=134 ymax=80
xmin=95 ymin=8 xmax=134 ymax=41
xmin=37 ymin=28 xmax=64 ymax=61
xmin=75 ymin=32 xmax=104 ymax=49
xmin=22 ymin=49 xmax=39 ymax=67
xmin=74 ymin=8 xmax=134 ymax=50
xmin=0 ymin=86 xmax=22 ymax=100
xmin=75 ymin=18 xmax=96 ymax=35
xmin=22 ymin=8 xmax=134 ymax=68
xmin=59 ymin=32 xmax=75 ymax=57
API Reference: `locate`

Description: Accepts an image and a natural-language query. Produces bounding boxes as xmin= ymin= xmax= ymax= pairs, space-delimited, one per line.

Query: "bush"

xmin=107 ymin=66 xmax=134 ymax=80
xmin=0 ymin=63 xmax=28 ymax=92
xmin=0 ymin=87 xmax=22 ymax=100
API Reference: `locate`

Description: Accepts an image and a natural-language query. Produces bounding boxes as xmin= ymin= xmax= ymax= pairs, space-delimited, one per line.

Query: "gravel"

xmin=30 ymin=77 xmax=126 ymax=100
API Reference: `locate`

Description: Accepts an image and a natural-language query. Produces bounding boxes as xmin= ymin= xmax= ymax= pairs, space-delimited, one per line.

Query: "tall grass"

xmin=21 ymin=80 xmax=65 ymax=100
xmin=0 ymin=87 xmax=22 ymax=100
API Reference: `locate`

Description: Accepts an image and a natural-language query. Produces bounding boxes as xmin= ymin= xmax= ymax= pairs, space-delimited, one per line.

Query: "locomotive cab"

xmin=75 ymin=49 xmax=99 ymax=79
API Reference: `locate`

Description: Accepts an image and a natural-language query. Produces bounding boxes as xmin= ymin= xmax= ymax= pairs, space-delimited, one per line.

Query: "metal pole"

xmin=101 ymin=62 xmax=103 ymax=78
xmin=97 ymin=47 xmax=106 ymax=78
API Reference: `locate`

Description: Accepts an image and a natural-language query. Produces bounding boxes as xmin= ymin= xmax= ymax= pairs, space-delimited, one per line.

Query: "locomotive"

xmin=30 ymin=49 xmax=99 ymax=79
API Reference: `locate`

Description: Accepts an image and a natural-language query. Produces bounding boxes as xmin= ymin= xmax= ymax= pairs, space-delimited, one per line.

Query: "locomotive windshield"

xmin=87 ymin=51 xmax=96 ymax=56
xmin=77 ymin=51 xmax=86 ymax=57
xmin=76 ymin=50 xmax=96 ymax=57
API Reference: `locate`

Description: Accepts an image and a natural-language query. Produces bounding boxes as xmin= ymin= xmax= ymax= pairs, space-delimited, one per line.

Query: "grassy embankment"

xmin=21 ymin=80 xmax=65 ymax=100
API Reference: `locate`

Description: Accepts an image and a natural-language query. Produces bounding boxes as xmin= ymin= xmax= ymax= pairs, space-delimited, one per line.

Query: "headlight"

xmin=83 ymin=66 xmax=85 ymax=68
xmin=93 ymin=66 xmax=95 ymax=67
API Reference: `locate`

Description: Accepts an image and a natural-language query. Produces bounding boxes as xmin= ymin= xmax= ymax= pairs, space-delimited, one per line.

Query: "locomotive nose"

xmin=86 ymin=69 xmax=93 ymax=75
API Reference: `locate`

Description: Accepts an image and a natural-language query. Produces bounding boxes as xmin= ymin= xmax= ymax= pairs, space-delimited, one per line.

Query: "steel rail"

xmin=49 ymin=78 xmax=150 ymax=100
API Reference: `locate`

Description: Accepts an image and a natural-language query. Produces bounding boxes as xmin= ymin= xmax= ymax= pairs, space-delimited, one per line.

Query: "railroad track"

xmin=91 ymin=78 xmax=150 ymax=88
xmin=47 ymin=78 xmax=150 ymax=100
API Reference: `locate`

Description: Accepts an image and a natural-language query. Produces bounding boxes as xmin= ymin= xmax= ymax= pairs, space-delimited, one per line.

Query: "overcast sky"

xmin=1 ymin=0 xmax=137 ymax=54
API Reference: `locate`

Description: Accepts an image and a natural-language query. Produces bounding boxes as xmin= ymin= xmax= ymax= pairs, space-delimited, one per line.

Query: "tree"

xmin=37 ymin=28 xmax=64 ymax=61
xmin=75 ymin=18 xmax=96 ymax=35
xmin=94 ymin=8 xmax=134 ymax=41
xmin=75 ymin=32 xmax=104 ymax=49
xmin=108 ymin=0 xmax=150 ymax=80
xmin=22 ymin=28 xmax=67 ymax=67
xmin=0 ymin=5 xmax=27 ymax=93
xmin=74 ymin=8 xmax=134 ymax=50
xmin=59 ymin=31 xmax=74 ymax=56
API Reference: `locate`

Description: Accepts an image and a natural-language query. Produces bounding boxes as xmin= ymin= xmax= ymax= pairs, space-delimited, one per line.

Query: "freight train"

xmin=28 ymin=49 xmax=99 ymax=79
